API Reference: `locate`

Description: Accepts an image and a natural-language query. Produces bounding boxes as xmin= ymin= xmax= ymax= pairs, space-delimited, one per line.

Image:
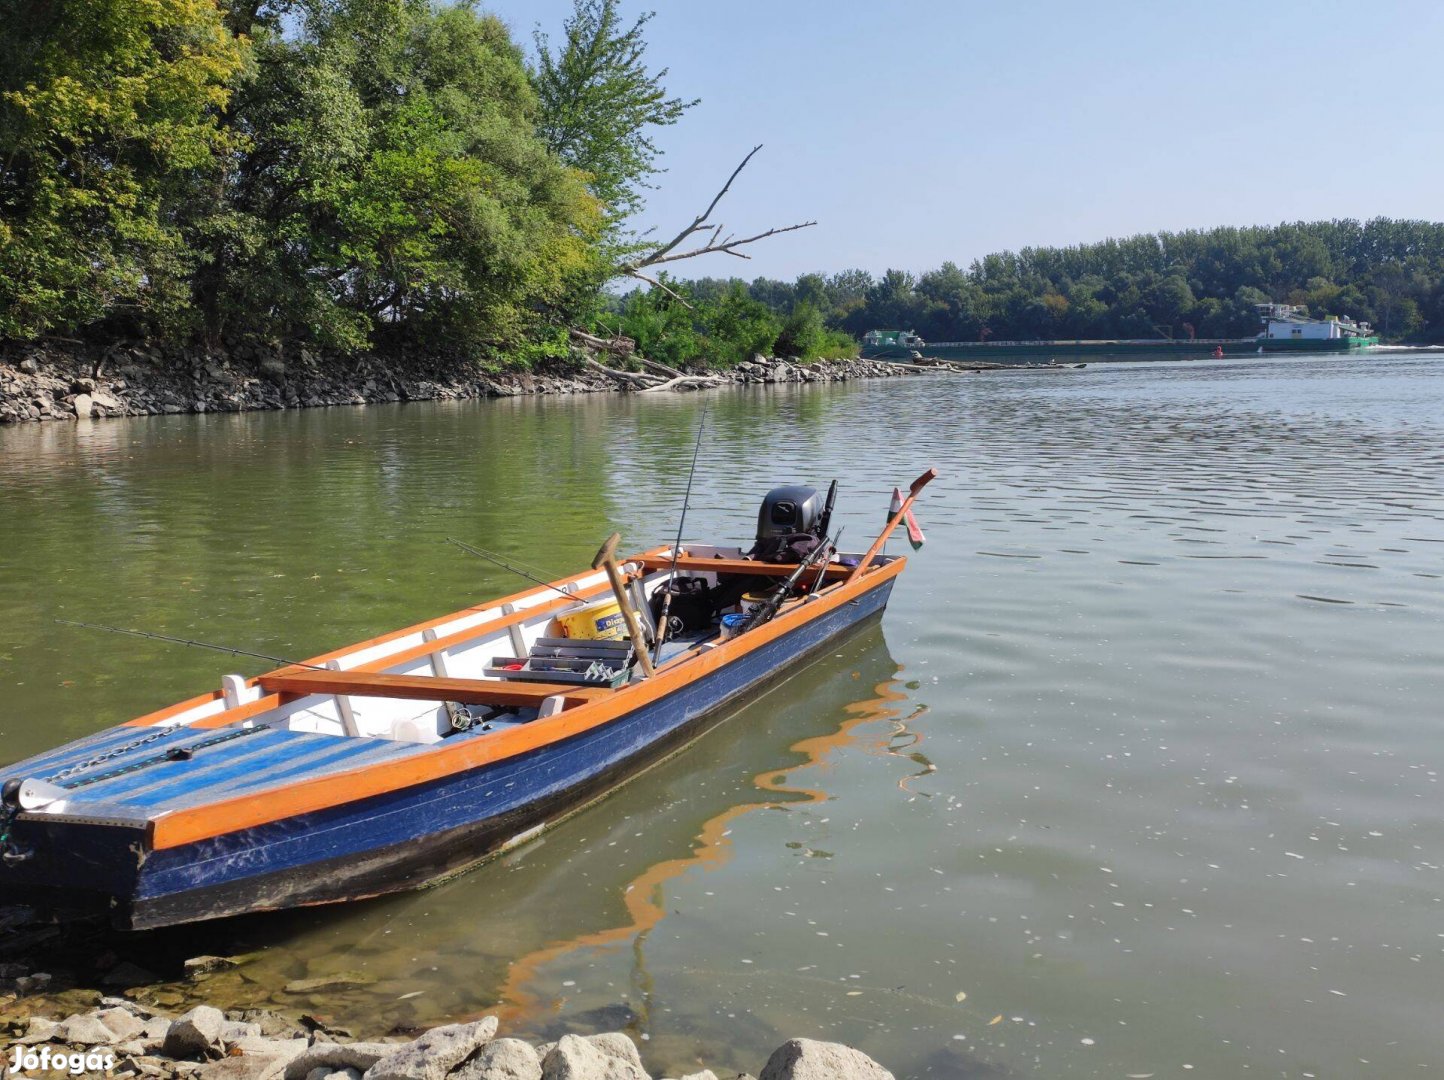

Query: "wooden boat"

xmin=0 ymin=471 xmax=936 ymax=929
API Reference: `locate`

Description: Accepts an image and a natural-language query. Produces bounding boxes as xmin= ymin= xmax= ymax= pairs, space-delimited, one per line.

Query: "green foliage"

xmin=682 ymin=220 xmax=1444 ymax=345
xmin=532 ymin=0 xmax=695 ymax=235
xmin=0 ymin=0 xmax=608 ymax=362
xmin=193 ymin=0 xmax=603 ymax=354
xmin=603 ymin=277 xmax=856 ymax=368
xmin=0 ymin=0 xmax=245 ymax=338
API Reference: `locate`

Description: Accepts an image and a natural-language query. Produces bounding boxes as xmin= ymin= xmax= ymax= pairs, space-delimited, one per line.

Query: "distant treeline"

xmin=634 ymin=219 xmax=1444 ymax=354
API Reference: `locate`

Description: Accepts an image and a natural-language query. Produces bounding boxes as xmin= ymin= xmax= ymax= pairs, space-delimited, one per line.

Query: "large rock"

xmin=364 ymin=1018 xmax=497 ymax=1080
xmin=163 ymin=1005 xmax=228 ymax=1059
xmin=73 ymin=393 xmax=94 ymax=418
xmin=284 ymin=1042 xmax=397 ymax=1080
xmin=17 ymin=1017 xmax=60 ymax=1045
xmin=95 ymin=1007 xmax=148 ymax=1041
xmin=452 ymin=1039 xmax=540 ymax=1080
xmin=758 ymin=1040 xmax=893 ymax=1080
xmin=539 ymin=1033 xmax=648 ymax=1080
xmin=199 ymin=1051 xmax=296 ymax=1080
xmin=54 ymin=1013 xmax=117 ymax=1046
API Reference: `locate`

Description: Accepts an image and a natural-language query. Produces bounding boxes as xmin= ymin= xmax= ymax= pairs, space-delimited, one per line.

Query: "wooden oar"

xmin=593 ymin=532 xmax=657 ymax=678
xmin=845 ymin=468 xmax=939 ymax=584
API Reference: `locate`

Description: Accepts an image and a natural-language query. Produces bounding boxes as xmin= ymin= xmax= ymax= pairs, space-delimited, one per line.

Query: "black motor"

xmin=750 ymin=483 xmax=831 ymax=563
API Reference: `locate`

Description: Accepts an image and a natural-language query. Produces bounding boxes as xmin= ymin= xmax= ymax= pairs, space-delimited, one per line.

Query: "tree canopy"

xmin=676 ymin=219 xmax=1444 ymax=347
xmin=3 ymin=1 xmax=1441 ymax=364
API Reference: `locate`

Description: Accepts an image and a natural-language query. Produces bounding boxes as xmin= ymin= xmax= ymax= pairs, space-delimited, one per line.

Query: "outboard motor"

xmin=751 ymin=484 xmax=826 ymax=563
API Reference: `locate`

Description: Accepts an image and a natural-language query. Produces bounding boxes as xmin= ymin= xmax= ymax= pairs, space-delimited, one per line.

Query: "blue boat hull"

xmin=6 ymin=575 xmax=895 ymax=928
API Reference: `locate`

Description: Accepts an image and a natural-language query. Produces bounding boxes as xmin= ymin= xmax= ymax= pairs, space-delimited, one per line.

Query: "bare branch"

xmin=638 ymin=374 xmax=725 ymax=394
xmin=634 ymin=220 xmax=816 ymax=269
xmin=582 ymin=357 xmax=662 ymax=387
xmin=624 ymin=269 xmax=693 ymax=308
xmin=570 ymin=327 xmax=636 ymax=355
xmin=634 ymin=355 xmax=686 ymax=379
xmin=619 ymin=145 xmax=816 ymax=276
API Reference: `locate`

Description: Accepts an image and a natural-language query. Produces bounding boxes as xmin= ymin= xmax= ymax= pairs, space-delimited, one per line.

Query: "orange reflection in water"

xmin=490 ymin=670 xmax=920 ymax=1028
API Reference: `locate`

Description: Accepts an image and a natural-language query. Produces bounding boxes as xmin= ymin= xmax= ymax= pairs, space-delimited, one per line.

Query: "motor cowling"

xmin=751 ymin=485 xmax=824 ymax=563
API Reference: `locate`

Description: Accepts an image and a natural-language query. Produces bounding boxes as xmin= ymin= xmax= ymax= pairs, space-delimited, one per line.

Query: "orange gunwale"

xmin=124 ymin=558 xmax=641 ymax=731
xmin=145 ymin=554 xmax=906 ymax=851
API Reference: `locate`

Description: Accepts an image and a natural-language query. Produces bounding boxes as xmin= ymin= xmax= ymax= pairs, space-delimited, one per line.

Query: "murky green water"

xmin=2 ymin=354 xmax=1442 ymax=1077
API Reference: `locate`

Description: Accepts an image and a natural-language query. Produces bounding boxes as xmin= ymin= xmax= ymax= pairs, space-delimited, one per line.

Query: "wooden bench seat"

xmin=257 ymin=669 xmax=611 ymax=709
xmin=634 ymin=553 xmax=852 ymax=580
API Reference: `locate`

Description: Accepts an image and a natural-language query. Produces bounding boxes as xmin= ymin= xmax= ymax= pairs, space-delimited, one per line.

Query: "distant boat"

xmin=0 ymin=472 xmax=936 ymax=929
xmin=859 ymin=329 xmax=926 ymax=360
xmin=1252 ymin=303 xmax=1379 ymax=351
xmin=859 ymin=304 xmax=1378 ymax=363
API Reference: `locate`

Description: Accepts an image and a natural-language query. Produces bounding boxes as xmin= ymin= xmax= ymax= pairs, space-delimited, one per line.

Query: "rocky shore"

xmin=0 ymin=341 xmax=942 ymax=426
xmin=3 ymin=998 xmax=894 ymax=1080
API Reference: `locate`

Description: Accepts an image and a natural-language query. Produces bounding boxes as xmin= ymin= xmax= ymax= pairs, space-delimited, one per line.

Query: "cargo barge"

xmin=861 ymin=305 xmax=1378 ymax=364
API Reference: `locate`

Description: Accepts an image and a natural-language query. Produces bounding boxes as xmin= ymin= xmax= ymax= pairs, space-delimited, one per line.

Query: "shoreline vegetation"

xmin=4 ymin=1 xmax=1442 ymax=385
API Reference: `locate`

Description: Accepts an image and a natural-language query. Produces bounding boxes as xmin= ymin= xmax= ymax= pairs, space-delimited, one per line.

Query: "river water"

xmin=1 ymin=354 xmax=1441 ymax=1077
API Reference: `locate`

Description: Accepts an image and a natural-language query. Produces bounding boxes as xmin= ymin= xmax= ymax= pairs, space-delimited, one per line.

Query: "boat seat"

xmin=256 ymin=669 xmax=611 ymax=709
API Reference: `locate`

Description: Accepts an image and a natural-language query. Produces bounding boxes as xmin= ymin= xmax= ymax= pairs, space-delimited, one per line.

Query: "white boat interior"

xmin=130 ymin=545 xmax=838 ymax=747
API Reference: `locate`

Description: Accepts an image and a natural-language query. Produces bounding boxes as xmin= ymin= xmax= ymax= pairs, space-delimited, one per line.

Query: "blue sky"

xmin=485 ymin=0 xmax=1444 ymax=281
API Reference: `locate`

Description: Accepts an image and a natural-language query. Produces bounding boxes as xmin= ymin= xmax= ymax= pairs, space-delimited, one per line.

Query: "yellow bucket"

xmin=741 ymin=591 xmax=772 ymax=617
xmin=556 ymin=596 xmax=626 ymax=641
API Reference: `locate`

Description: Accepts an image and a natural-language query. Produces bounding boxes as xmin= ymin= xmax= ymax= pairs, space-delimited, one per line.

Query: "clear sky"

xmin=484 ymin=0 xmax=1444 ymax=282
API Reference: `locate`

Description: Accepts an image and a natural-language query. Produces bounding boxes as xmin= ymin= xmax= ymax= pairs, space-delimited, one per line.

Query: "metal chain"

xmin=52 ymin=725 xmax=270 ymax=790
xmin=44 ymin=726 xmax=179 ymax=785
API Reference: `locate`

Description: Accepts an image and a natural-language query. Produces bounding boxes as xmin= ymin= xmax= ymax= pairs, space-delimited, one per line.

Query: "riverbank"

xmin=0 ymin=341 xmax=946 ymax=425
xmin=2 ymin=996 xmax=895 ymax=1080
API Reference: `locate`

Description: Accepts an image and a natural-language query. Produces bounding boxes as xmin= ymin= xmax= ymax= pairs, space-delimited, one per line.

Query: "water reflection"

xmin=3 ymin=354 xmax=1444 ymax=1076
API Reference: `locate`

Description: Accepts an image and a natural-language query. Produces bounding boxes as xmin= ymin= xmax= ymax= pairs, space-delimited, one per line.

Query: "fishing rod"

xmin=742 ymin=527 xmax=843 ymax=631
xmin=54 ymin=619 xmax=325 ymax=670
xmin=807 ymin=528 xmax=843 ymax=597
xmin=653 ymin=406 xmax=708 ymax=663
xmin=445 ymin=537 xmax=578 ymax=601
xmin=816 ymin=479 xmax=838 ymax=540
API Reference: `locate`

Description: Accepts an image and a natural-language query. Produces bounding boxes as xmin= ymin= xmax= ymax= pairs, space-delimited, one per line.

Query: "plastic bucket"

xmin=556 ymin=596 xmax=626 ymax=641
xmin=741 ymin=591 xmax=772 ymax=617
xmin=719 ymin=612 xmax=750 ymax=640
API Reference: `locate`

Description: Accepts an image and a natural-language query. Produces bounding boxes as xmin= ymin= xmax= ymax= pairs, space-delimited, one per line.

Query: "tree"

xmin=0 ymin=0 xmax=245 ymax=338
xmin=190 ymin=0 xmax=602 ymax=353
xmin=531 ymin=0 xmax=695 ymax=230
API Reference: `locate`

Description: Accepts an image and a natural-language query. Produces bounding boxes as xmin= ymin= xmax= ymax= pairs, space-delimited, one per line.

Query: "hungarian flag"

xmin=889 ymin=487 xmax=926 ymax=550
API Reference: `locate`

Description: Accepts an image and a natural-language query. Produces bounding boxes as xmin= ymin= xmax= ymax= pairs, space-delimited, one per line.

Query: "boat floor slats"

xmin=87 ymin=729 xmax=426 ymax=809
xmin=256 ymin=669 xmax=612 ymax=707
xmin=21 ymin=728 xmax=430 ymax=818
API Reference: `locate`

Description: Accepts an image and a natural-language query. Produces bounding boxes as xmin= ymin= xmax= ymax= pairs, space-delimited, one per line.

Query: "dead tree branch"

xmin=638 ymin=374 xmax=725 ymax=394
xmin=635 ymin=355 xmax=686 ymax=379
xmin=570 ymin=327 xmax=636 ymax=355
xmin=617 ymin=144 xmax=817 ymax=280
xmin=582 ymin=357 xmax=662 ymax=388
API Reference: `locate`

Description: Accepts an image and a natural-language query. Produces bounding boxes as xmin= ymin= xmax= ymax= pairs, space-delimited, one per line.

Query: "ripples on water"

xmin=1 ymin=354 xmax=1441 ymax=1077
